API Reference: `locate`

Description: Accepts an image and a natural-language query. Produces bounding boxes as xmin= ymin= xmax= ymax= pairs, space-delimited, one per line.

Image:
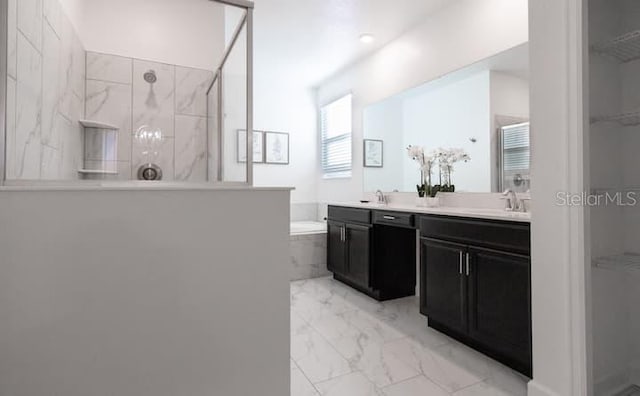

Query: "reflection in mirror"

xmin=363 ymin=44 xmax=530 ymax=193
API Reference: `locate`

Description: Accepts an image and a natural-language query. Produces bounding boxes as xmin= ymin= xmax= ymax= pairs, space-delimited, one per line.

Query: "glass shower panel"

xmin=221 ymin=24 xmax=248 ymax=183
xmin=207 ymin=73 xmax=220 ymax=181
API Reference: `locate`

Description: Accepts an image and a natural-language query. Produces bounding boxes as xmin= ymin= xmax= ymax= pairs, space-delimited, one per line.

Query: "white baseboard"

xmin=527 ymin=380 xmax=564 ymax=396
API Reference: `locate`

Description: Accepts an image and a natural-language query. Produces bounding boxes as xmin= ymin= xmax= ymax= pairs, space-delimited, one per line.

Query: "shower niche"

xmin=588 ymin=0 xmax=640 ymax=394
xmin=78 ymin=120 xmax=119 ymax=179
xmin=3 ymin=0 xmax=253 ymax=185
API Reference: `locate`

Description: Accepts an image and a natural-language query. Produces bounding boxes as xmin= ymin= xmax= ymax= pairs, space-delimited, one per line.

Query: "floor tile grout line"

xmin=378 ymin=373 xmax=453 ymax=395
xmin=295 ymin=312 xmax=357 ymax=380
xmin=448 ymin=378 xmax=497 ymax=395
xmin=299 ymin=296 xmax=432 ymax=390
xmin=293 ymin=283 xmax=440 ymax=390
xmin=291 ymin=358 xmax=322 ymax=396
xmin=311 ymin=369 xmax=377 ymax=390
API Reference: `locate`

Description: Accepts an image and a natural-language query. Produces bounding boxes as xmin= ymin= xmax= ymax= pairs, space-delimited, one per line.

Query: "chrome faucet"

xmin=502 ymin=189 xmax=529 ymax=212
xmin=375 ymin=190 xmax=387 ymax=205
xmin=502 ymin=189 xmax=518 ymax=212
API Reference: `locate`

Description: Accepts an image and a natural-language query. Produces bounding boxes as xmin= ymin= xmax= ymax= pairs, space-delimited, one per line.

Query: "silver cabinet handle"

xmin=465 ymin=253 xmax=470 ymax=276
xmin=383 ymin=215 xmax=396 ymax=220
xmin=341 ymin=227 xmax=345 ymax=242
xmin=459 ymin=251 xmax=463 ymax=274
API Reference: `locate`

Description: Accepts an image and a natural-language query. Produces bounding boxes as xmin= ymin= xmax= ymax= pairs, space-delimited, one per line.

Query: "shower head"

xmin=144 ymin=70 xmax=157 ymax=84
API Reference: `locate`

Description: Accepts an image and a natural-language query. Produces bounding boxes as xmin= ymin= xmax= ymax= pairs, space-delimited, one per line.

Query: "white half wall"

xmin=315 ymin=0 xmax=529 ymax=202
xmin=0 ymin=187 xmax=291 ymax=396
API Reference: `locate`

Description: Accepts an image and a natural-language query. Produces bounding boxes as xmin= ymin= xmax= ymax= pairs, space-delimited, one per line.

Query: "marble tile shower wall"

xmin=6 ymin=0 xmax=86 ymax=180
xmin=85 ymin=52 xmax=213 ymax=181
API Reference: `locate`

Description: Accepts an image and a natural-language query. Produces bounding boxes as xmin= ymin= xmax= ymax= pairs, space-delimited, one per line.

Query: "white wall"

xmin=362 ymin=97 xmax=404 ymax=192
xmin=490 ymin=72 xmax=530 ymax=120
xmin=401 ymin=71 xmax=491 ymax=192
xmin=253 ymin=80 xmax=318 ymax=203
xmin=529 ymin=0 xmax=589 ymax=395
xmin=0 ymin=187 xmax=291 ymax=396
xmin=72 ymin=0 xmax=225 ymax=70
xmin=315 ymin=0 xmax=529 ymax=203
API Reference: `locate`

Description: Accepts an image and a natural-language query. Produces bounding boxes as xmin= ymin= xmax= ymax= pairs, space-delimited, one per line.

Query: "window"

xmin=499 ymin=122 xmax=530 ymax=192
xmin=321 ymin=94 xmax=353 ymax=178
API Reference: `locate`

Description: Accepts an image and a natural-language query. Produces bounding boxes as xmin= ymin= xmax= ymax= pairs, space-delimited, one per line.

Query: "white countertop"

xmin=330 ymin=202 xmax=531 ymax=223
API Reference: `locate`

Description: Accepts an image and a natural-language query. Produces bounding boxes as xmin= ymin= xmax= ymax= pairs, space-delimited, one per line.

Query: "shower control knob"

xmin=137 ymin=164 xmax=162 ymax=181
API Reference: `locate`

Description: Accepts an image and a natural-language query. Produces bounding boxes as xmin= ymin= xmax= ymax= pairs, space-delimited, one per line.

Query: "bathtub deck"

xmin=290 ymin=221 xmax=329 ymax=281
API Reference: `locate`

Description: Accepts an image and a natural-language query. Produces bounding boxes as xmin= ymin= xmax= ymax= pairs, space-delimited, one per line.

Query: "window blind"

xmin=502 ymin=122 xmax=530 ymax=172
xmin=321 ymin=95 xmax=353 ymax=178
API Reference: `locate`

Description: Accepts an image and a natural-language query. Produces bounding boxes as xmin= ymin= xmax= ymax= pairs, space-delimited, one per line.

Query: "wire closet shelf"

xmin=590 ymin=30 xmax=640 ymax=126
xmin=593 ymin=253 xmax=640 ymax=273
xmin=591 ymin=29 xmax=640 ymax=63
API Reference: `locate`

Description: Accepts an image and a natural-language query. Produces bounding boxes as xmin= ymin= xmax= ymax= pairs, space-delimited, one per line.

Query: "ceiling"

xmin=252 ymin=0 xmax=454 ymax=88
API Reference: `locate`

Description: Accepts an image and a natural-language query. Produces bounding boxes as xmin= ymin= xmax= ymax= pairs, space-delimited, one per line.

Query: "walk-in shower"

xmin=0 ymin=0 xmax=254 ymax=186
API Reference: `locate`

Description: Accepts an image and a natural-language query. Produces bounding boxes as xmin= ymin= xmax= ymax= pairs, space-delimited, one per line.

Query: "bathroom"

xmin=0 ymin=0 xmax=632 ymax=395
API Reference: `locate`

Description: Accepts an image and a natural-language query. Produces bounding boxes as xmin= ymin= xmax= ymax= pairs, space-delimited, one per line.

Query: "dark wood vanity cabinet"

xmin=420 ymin=238 xmax=468 ymax=334
xmin=344 ymin=223 xmax=373 ymax=288
xmin=327 ymin=220 xmax=372 ymax=285
xmin=420 ymin=216 xmax=532 ymax=377
xmin=327 ymin=206 xmax=415 ymax=300
xmin=467 ymin=246 xmax=531 ymax=375
xmin=327 ymin=208 xmax=374 ymax=294
xmin=327 ymin=220 xmax=347 ymax=275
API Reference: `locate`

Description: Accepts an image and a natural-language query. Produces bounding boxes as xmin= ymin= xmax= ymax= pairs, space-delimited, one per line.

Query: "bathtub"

xmin=290 ymin=221 xmax=327 ymax=235
xmin=290 ymin=221 xmax=330 ymax=281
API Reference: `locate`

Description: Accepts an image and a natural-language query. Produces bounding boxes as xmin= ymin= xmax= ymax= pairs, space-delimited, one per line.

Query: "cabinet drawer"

xmin=328 ymin=206 xmax=371 ymax=225
xmin=419 ymin=215 xmax=530 ymax=254
xmin=373 ymin=211 xmax=414 ymax=228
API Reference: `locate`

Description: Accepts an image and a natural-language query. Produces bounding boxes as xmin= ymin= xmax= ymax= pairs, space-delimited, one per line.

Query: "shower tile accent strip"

xmin=6 ymin=0 xmax=85 ymax=180
xmin=85 ymin=51 xmax=214 ymax=181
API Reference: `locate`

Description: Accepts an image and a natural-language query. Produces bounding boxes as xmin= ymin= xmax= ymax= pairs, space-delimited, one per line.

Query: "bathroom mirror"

xmin=363 ymin=43 xmax=530 ymax=193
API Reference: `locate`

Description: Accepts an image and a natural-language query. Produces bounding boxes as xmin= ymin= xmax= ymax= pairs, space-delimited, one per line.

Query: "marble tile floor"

xmin=291 ymin=277 xmax=529 ymax=396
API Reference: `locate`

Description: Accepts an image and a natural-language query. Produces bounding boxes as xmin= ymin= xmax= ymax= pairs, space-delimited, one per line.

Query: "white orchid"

xmin=436 ymin=148 xmax=471 ymax=187
xmin=407 ymin=145 xmax=471 ymax=194
xmin=407 ymin=145 xmax=424 ymax=161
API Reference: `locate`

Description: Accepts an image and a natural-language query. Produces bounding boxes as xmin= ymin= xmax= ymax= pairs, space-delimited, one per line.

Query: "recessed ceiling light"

xmin=360 ymin=34 xmax=375 ymax=44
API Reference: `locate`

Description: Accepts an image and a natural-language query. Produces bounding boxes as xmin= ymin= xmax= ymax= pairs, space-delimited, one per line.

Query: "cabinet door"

xmin=345 ymin=223 xmax=372 ymax=289
xmin=327 ymin=221 xmax=346 ymax=276
xmin=467 ymin=246 xmax=531 ymax=375
xmin=420 ymin=238 xmax=467 ymax=334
